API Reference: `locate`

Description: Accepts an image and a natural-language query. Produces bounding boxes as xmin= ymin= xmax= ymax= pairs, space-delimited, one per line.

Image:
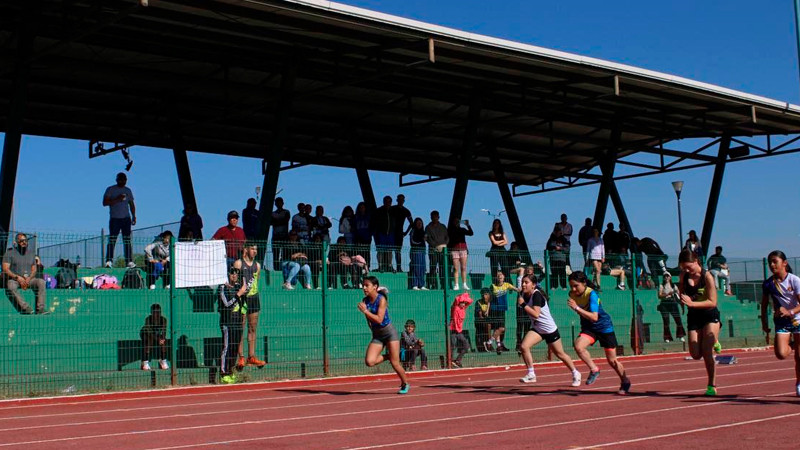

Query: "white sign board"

xmin=174 ymin=240 xmax=227 ymax=288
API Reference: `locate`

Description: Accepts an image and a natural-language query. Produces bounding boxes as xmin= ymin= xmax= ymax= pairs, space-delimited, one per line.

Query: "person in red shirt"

xmin=449 ymin=292 xmax=473 ymax=368
xmin=212 ymin=211 xmax=247 ymax=266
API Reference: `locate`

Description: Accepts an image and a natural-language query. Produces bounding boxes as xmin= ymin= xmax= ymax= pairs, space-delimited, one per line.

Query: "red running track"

xmin=0 ymin=349 xmax=797 ymax=449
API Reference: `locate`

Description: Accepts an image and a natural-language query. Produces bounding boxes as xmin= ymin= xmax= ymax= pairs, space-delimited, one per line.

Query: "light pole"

xmin=671 ymin=181 xmax=684 ymax=253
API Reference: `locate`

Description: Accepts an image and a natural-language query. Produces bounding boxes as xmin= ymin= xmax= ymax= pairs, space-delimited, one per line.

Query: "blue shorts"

xmin=774 ymin=317 xmax=800 ymax=334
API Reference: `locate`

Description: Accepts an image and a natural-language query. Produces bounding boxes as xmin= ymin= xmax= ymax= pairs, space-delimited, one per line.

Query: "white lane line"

xmin=569 ymin=410 xmax=800 ymax=449
xmin=0 ymin=370 xmax=791 ymax=448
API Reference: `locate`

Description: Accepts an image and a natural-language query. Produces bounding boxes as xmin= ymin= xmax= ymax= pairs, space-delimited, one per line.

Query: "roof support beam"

xmin=170 ymin=118 xmax=197 ymax=217
xmin=492 ymin=153 xmax=528 ymax=251
xmin=700 ymin=135 xmax=731 ymax=254
xmin=351 ymin=133 xmax=377 ymax=213
xmin=255 ymin=63 xmax=295 ymax=244
xmin=592 ymin=127 xmax=621 ymax=230
xmin=448 ymin=93 xmax=481 ymax=229
xmin=609 ymin=181 xmax=634 ymax=248
xmin=0 ymin=2 xmax=36 ymax=247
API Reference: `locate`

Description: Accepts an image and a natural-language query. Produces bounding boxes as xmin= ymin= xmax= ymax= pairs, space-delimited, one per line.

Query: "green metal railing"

xmin=0 ymin=232 xmax=777 ymax=398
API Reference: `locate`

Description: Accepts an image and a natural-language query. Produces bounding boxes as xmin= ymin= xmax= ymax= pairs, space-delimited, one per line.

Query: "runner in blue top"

xmin=760 ymin=250 xmax=800 ymax=397
xmin=358 ymin=276 xmax=409 ymax=394
xmin=567 ymin=271 xmax=631 ymax=395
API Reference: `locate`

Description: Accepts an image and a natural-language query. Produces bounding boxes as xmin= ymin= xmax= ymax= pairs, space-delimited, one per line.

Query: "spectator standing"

xmin=372 ymin=196 xmax=394 ymax=272
xmin=424 ymin=210 xmax=448 ymax=290
xmin=178 ymin=203 xmax=203 ymax=241
xmin=140 ymin=304 xmax=169 ymax=370
xmin=409 ymin=217 xmax=427 ymax=290
xmin=303 ymin=204 xmax=314 ymax=239
xmin=234 ymin=242 xmax=266 ymax=369
xmin=212 ymin=211 xmax=247 ymax=266
xmin=487 ymin=219 xmax=508 ymax=275
xmin=102 ymin=172 xmax=136 ymax=268
xmin=685 ymin=230 xmax=704 ymax=259
xmin=281 ymin=231 xmax=312 ymax=290
xmin=307 ymin=234 xmax=325 ymax=289
xmin=448 ymin=217 xmax=474 ymax=290
xmin=144 ymin=231 xmax=172 ymax=289
xmin=2 ymin=233 xmax=47 ymax=314
xmin=488 ymin=271 xmax=518 ymax=352
xmin=577 ymin=217 xmax=593 ymax=261
xmin=311 ymin=205 xmax=332 ymax=243
xmin=587 ymin=228 xmax=605 ymax=290
xmin=291 ymin=203 xmax=309 ymax=243
xmin=241 ymin=198 xmax=259 ymax=240
xmin=354 ymin=202 xmax=372 ymax=268
xmin=707 ymin=246 xmax=732 ymax=296
xmin=271 ymin=197 xmax=291 ymax=271
xmin=218 ymin=267 xmax=244 ymax=384
xmin=449 ymin=292 xmax=474 ymax=368
xmin=555 ymin=214 xmax=573 ymax=246
xmin=401 ymin=320 xmax=428 ymax=371
xmin=617 ymin=223 xmax=632 ymax=254
xmin=390 ymin=194 xmax=413 ymax=272
xmin=475 ymin=288 xmax=492 ymax=350
xmin=339 ymin=206 xmax=355 ymax=244
xmin=657 ymin=272 xmax=686 ymax=343
xmin=546 ymin=226 xmax=569 ymax=289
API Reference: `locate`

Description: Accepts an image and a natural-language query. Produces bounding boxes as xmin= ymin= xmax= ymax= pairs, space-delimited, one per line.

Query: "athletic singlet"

xmin=571 ymin=287 xmax=614 ymax=333
xmin=681 ymin=268 xmax=710 ymax=302
xmin=363 ymin=293 xmax=391 ymax=329
xmin=520 ymin=288 xmax=558 ymax=334
xmin=763 ymin=273 xmax=800 ymax=326
xmin=240 ymin=259 xmax=260 ymax=298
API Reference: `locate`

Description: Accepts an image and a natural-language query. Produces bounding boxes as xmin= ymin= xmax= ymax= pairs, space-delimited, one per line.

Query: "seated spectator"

xmin=178 ymin=203 xmax=203 ymax=241
xmin=401 ymin=319 xmax=427 ymax=371
xmin=707 ymin=245 xmax=732 ymax=296
xmin=242 ymin=198 xmax=259 ymax=240
xmin=604 ymin=254 xmax=629 ymax=290
xmin=212 ymin=210 xmax=246 ymax=266
xmin=140 ymin=303 xmax=169 ymax=370
xmin=307 ymin=234 xmax=325 ymax=289
xmin=507 ymin=241 xmax=532 ymax=276
xmin=144 ymin=231 xmax=172 ymax=289
xmin=2 ymin=233 xmax=47 ymax=314
xmin=330 ymin=236 xmax=358 ymax=289
xmin=281 ymin=231 xmax=312 ymax=290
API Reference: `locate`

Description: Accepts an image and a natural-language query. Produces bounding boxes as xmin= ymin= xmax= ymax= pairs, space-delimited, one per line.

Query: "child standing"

xmin=487 ymin=271 xmax=518 ymax=353
xmin=449 ymin=292 xmax=474 ymax=368
xmin=401 ymin=320 xmax=428 ymax=370
xmin=218 ymin=267 xmax=245 ymax=384
xmin=567 ymin=271 xmax=631 ymax=395
xmin=475 ymin=288 xmax=492 ymax=351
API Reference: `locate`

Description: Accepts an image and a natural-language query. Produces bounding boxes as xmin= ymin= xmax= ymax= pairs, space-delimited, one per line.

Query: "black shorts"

xmin=579 ymin=329 xmax=618 ymax=349
xmin=244 ymin=295 xmax=261 ymax=314
xmin=531 ymin=329 xmax=561 ymax=344
xmin=687 ymin=307 xmax=720 ymax=331
xmin=488 ymin=309 xmax=506 ymax=330
xmin=370 ymin=323 xmax=400 ymax=345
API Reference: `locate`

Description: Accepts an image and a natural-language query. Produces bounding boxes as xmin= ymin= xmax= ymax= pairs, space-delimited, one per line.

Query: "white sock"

xmin=527 ymin=368 xmax=536 ymax=376
xmin=572 ymin=369 xmax=581 ymax=377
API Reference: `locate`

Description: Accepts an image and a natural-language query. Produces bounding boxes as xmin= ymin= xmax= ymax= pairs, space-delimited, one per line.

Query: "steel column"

xmin=0 ymin=9 xmax=35 ymax=240
xmin=700 ymin=136 xmax=731 ymax=254
xmin=447 ymin=96 xmax=481 ymax=227
xmin=609 ymin=181 xmax=634 ymax=241
xmin=492 ymin=154 xmax=528 ymax=250
xmin=591 ymin=128 xmax=620 ymax=230
xmin=171 ymin=125 xmax=197 ymax=211
xmin=352 ymin=135 xmax=377 ymax=213
xmin=255 ymin=64 xmax=296 ymax=243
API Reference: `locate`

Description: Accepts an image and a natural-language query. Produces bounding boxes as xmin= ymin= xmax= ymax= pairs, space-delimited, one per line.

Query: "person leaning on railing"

xmin=144 ymin=231 xmax=172 ymax=289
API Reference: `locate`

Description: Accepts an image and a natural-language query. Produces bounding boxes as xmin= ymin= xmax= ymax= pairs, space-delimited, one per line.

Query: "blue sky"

xmin=3 ymin=0 xmax=800 ymax=258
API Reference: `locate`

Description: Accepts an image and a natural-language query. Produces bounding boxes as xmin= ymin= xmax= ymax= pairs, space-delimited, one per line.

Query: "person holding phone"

xmin=448 ymin=217 xmax=473 ymax=290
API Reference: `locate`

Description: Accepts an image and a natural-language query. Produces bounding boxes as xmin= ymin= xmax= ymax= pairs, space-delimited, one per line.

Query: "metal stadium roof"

xmin=2 ymin=0 xmax=800 ymax=191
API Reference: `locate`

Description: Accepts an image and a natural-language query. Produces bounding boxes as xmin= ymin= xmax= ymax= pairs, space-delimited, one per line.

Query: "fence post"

xmin=543 ymin=250 xmax=551 ymax=292
xmin=321 ymin=239 xmax=330 ymax=377
xmin=169 ymin=237 xmax=177 ymax=385
xmin=630 ymin=252 xmax=640 ymax=355
xmin=443 ymin=248 xmax=451 ymax=368
xmin=100 ymin=228 xmax=105 ymax=266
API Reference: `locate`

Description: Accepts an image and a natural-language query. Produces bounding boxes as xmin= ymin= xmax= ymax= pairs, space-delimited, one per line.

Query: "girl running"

xmin=567 ymin=271 xmax=631 ymax=395
xmin=760 ymin=250 xmax=800 ymax=397
xmin=677 ymin=248 xmax=721 ymax=396
xmin=358 ymin=276 xmax=410 ymax=394
xmin=517 ymin=275 xmax=582 ymax=387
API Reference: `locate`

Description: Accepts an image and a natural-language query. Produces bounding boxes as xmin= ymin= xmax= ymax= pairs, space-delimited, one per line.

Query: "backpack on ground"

xmin=122 ymin=267 xmax=144 ymax=289
xmin=56 ymin=267 xmax=77 ymax=289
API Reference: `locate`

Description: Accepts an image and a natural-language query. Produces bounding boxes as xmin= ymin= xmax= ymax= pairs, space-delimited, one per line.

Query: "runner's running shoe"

xmin=586 ymin=370 xmax=601 ymax=385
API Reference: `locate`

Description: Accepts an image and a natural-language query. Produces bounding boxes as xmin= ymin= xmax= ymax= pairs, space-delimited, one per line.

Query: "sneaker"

xmin=586 ymin=370 xmax=601 ymax=385
xmin=397 ymin=383 xmax=410 ymax=395
xmin=420 ymin=365 xmax=428 ymax=370
xmin=409 ymin=365 xmax=416 ymax=372
xmin=247 ymin=356 xmax=266 ymax=367
xmin=616 ymin=284 xmax=626 ymax=290
xmin=520 ymin=373 xmax=537 ymax=383
xmin=127 ymin=262 xmax=136 ymax=268
xmin=221 ymin=374 xmax=237 ymax=384
xmin=713 ymin=341 xmax=722 ymax=354
xmin=412 ymin=286 xmax=420 ymax=291
xmin=283 ymin=282 xmax=294 ymax=290
xmin=618 ymin=379 xmax=631 ymax=395
xmin=664 ymin=339 xmax=672 ymax=343
xmin=451 ymin=360 xmax=462 ymax=368
xmin=680 ymin=337 xmax=686 ymax=342
xmin=343 ymin=283 xmax=351 ymax=289
xmin=795 ymin=383 xmax=800 ymax=397
xmin=571 ymin=373 xmax=582 ymax=387
xmin=497 ymin=344 xmax=510 ymax=352
xmin=453 ymin=283 xmax=460 ymax=291
xmin=21 ymin=308 xmax=33 ymax=315
xmin=236 ymin=356 xmax=245 ymax=370
xmin=463 ymin=283 xmax=471 ymax=290
xmin=159 ymin=359 xmax=170 ymax=370
xmin=421 ymin=286 xmax=429 ymax=290
xmin=149 ymin=284 xmax=156 ymax=290
xmin=105 ymin=261 xmax=113 ymax=268
xmin=164 ymin=284 xmax=170 ymax=289
xmin=315 ymin=286 xmax=321 ymax=290
xmin=304 ymin=284 xmax=312 ymax=290
xmin=483 ymin=341 xmax=493 ymax=352
xmin=705 ymin=385 xmax=717 ymax=396
xmin=725 ymin=290 xmax=733 ymax=296
xmin=141 ymin=361 xmax=151 ymax=371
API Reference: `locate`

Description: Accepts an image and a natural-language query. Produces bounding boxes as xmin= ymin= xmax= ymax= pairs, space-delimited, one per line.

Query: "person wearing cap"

xmin=684 ymin=230 xmax=704 ymax=259
xmin=102 ymin=172 xmax=136 ymax=268
xmin=212 ymin=211 xmax=247 ymax=266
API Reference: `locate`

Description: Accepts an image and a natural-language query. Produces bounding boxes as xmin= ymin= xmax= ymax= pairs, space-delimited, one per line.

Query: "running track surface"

xmin=1 ymin=349 xmax=798 ymax=449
